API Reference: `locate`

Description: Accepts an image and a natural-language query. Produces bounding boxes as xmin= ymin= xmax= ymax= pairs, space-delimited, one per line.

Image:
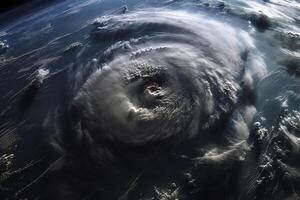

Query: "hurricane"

xmin=0 ymin=0 xmax=299 ymax=200
xmin=71 ymin=9 xmax=251 ymax=156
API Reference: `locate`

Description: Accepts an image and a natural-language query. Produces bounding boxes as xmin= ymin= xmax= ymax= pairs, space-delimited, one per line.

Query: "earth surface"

xmin=0 ymin=0 xmax=300 ymax=200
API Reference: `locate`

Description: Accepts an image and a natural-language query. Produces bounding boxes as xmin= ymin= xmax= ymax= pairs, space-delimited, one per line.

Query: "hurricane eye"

xmin=146 ymin=82 xmax=161 ymax=92
xmin=143 ymin=74 xmax=165 ymax=92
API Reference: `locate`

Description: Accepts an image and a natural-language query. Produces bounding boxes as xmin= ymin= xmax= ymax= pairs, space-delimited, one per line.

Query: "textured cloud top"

xmin=71 ymin=9 xmax=251 ymax=149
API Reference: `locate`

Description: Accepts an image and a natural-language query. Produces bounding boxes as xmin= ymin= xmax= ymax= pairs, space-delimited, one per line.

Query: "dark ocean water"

xmin=0 ymin=0 xmax=299 ymax=199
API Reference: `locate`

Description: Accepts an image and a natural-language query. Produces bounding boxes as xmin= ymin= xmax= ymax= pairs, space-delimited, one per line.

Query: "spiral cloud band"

xmin=71 ymin=9 xmax=253 ymax=153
